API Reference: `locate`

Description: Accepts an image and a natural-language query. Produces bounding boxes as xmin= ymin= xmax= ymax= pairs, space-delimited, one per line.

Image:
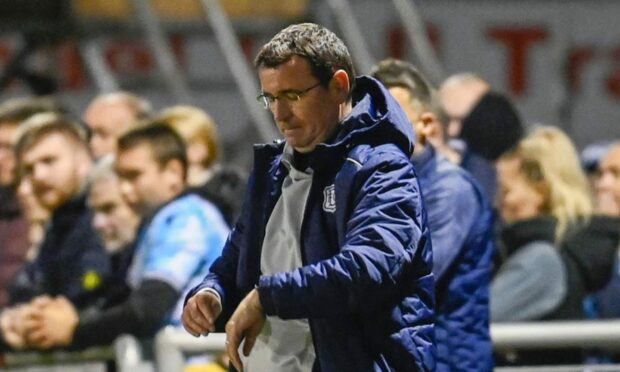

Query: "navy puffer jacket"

xmin=187 ymin=76 xmax=435 ymax=371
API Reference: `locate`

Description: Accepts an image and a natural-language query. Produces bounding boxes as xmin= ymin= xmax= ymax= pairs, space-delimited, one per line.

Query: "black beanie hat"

xmin=460 ymin=91 xmax=524 ymax=161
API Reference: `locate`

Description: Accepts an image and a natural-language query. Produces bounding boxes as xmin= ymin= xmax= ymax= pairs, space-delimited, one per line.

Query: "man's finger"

xmin=226 ymin=324 xmax=243 ymax=372
xmin=242 ymin=332 xmax=258 ymax=357
xmin=188 ymin=300 xmax=212 ymax=330
xmin=195 ymin=295 xmax=219 ymax=326
xmin=26 ymin=328 xmax=47 ymax=345
xmin=22 ymin=317 xmax=43 ymax=333
xmin=182 ymin=314 xmax=205 ymax=337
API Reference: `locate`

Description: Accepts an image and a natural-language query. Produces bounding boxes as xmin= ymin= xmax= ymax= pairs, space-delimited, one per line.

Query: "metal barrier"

xmin=492 ymin=320 xmax=620 ymax=349
xmin=146 ymin=321 xmax=620 ymax=371
xmin=4 ymin=321 xmax=620 ymax=371
xmin=154 ymin=326 xmax=225 ymax=372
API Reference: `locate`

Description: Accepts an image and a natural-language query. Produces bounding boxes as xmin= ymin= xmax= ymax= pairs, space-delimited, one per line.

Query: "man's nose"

xmin=596 ymin=171 xmax=614 ymax=191
xmin=272 ymin=99 xmax=292 ymax=122
xmin=92 ymin=212 xmax=108 ymax=232
xmin=32 ymin=163 xmax=47 ymax=181
xmin=119 ymin=180 xmax=136 ymax=204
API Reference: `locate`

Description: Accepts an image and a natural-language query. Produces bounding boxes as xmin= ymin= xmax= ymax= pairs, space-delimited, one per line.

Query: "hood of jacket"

xmin=254 ymin=76 xmax=416 ymax=170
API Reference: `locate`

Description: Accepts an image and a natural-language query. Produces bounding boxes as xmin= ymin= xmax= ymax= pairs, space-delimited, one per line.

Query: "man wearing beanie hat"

xmin=440 ymin=75 xmax=524 ymax=201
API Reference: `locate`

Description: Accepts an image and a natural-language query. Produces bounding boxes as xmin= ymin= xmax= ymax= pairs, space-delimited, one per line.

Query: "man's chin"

xmin=39 ymin=194 xmax=63 ymax=211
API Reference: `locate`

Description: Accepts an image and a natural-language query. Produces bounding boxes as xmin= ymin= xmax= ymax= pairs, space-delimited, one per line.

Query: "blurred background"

xmin=0 ymin=0 xmax=619 ymax=169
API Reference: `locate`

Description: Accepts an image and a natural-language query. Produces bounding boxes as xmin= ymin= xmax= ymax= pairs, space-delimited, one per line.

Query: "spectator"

xmin=493 ymin=126 xmax=607 ymax=365
xmin=439 ymin=74 xmax=523 ymax=202
xmin=438 ymin=73 xmax=490 ymax=142
xmin=158 ymin=105 xmax=247 ymax=226
xmin=588 ymin=144 xmax=620 ymax=319
xmin=22 ymin=124 xmax=229 ymax=350
xmin=0 ymin=96 xmax=64 ymax=308
xmin=83 ymin=92 xmax=151 ymax=159
xmin=87 ymin=155 xmax=141 ymax=309
xmin=1 ymin=112 xmax=110 ymax=349
xmin=182 ymin=23 xmax=435 ymax=372
xmin=371 ymin=59 xmax=494 ymax=372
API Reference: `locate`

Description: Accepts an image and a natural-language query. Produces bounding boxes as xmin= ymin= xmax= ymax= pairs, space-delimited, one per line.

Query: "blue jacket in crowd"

xmin=187 ymin=76 xmax=435 ymax=371
xmin=413 ymin=146 xmax=495 ymax=371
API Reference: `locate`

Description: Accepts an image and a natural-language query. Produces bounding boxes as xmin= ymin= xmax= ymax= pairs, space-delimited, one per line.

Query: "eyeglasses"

xmin=256 ymin=82 xmax=322 ymax=110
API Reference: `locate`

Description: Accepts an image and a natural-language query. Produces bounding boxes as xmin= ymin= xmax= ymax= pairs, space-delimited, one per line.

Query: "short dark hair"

xmin=254 ymin=23 xmax=356 ymax=98
xmin=117 ymin=123 xmax=187 ymax=178
xmin=0 ymin=96 xmax=67 ymax=127
xmin=370 ymin=59 xmax=433 ymax=107
xmin=15 ymin=112 xmax=88 ymax=159
xmin=370 ymin=58 xmax=448 ymax=124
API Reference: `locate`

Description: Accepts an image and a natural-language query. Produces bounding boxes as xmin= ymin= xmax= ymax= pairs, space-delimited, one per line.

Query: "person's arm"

xmin=425 ymin=174 xmax=485 ymax=281
xmin=491 ymin=242 xmax=566 ymax=322
xmin=72 ymin=279 xmax=178 ymax=348
xmin=183 ymin=172 xmax=257 ymax=331
xmin=257 ymin=149 xmax=431 ymax=319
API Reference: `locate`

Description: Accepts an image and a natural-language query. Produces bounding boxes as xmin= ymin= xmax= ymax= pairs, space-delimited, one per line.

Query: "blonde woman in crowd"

xmin=492 ymin=125 xmax=619 ymax=365
xmin=157 ymin=106 xmax=246 ymax=226
xmin=157 ymin=105 xmax=220 ymax=186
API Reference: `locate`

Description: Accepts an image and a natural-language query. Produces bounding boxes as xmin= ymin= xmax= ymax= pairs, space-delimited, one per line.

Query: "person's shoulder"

xmin=152 ymin=194 xmax=224 ymax=228
xmin=515 ymin=240 xmax=561 ymax=264
xmin=347 ymin=142 xmax=411 ymax=170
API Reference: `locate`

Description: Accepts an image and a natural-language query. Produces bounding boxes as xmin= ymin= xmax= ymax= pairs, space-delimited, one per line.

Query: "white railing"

xmin=492 ymin=320 xmax=620 ymax=349
xmin=4 ymin=321 xmax=620 ymax=371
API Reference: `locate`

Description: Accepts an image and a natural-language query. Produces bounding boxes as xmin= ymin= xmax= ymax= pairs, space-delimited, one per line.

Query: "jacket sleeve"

xmin=491 ymin=241 xmax=567 ymax=322
xmin=183 ymin=172 xmax=257 ymax=328
xmin=72 ymin=279 xmax=178 ymax=348
xmin=257 ymin=150 xmax=432 ymax=319
xmin=426 ymin=175 xmax=481 ymax=281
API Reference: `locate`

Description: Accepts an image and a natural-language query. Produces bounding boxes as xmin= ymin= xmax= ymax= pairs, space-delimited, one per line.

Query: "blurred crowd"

xmin=0 ymin=51 xmax=619 ymax=370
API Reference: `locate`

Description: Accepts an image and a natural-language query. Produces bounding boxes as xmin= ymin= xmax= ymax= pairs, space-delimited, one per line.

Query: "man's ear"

xmin=330 ymin=69 xmax=351 ymax=103
xmin=418 ymin=112 xmax=439 ymax=142
xmin=163 ymin=159 xmax=185 ymax=190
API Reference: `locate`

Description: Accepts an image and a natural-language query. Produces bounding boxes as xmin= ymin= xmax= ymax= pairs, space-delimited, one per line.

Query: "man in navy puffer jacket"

xmin=182 ymin=23 xmax=435 ymax=371
xmin=372 ymin=59 xmax=495 ymax=372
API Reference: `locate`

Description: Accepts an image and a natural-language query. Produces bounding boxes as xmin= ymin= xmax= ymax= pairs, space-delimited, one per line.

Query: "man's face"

xmin=438 ymin=81 xmax=488 ymax=139
xmin=258 ymin=56 xmax=342 ymax=153
xmin=0 ymin=123 xmax=18 ymax=186
xmin=21 ymin=133 xmax=86 ymax=211
xmin=115 ymin=143 xmax=176 ymax=216
xmin=388 ymin=87 xmax=425 ymax=146
xmin=83 ymin=101 xmax=137 ymax=159
xmin=89 ymin=176 xmax=140 ymax=253
xmin=595 ymin=146 xmax=620 ymax=216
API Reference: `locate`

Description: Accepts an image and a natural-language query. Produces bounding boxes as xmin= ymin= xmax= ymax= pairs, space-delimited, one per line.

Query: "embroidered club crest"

xmin=323 ymin=184 xmax=336 ymax=213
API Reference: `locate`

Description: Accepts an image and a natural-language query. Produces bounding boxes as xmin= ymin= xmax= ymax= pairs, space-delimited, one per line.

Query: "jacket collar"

xmin=254 ymin=76 xmax=416 ymax=172
xmin=501 ymin=216 xmax=557 ymax=257
xmin=411 ymin=145 xmax=437 ymax=179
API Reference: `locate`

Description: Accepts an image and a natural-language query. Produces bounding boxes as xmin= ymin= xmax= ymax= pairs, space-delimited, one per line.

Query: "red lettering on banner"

xmin=240 ymin=35 xmax=256 ymax=62
xmin=105 ymin=41 xmax=154 ymax=73
xmin=0 ymin=42 xmax=14 ymax=88
xmin=488 ymin=27 xmax=548 ymax=96
xmin=386 ymin=24 xmax=441 ymax=60
xmin=59 ymin=41 xmax=87 ymax=90
xmin=388 ymin=25 xmax=407 ymax=59
xmin=0 ymin=42 xmax=12 ymax=66
xmin=170 ymin=35 xmax=187 ymax=67
xmin=605 ymin=46 xmax=620 ymax=99
xmin=568 ymin=47 xmax=595 ymax=92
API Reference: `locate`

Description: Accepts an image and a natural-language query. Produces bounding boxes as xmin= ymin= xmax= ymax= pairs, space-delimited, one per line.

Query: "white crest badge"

xmin=323 ymin=184 xmax=336 ymax=213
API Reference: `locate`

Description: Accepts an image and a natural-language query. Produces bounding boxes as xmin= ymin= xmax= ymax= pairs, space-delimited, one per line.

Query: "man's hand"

xmin=225 ymin=289 xmax=265 ymax=372
xmin=0 ymin=304 xmax=34 ymax=350
xmin=24 ymin=296 xmax=79 ymax=349
xmin=182 ymin=290 xmax=223 ymax=337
